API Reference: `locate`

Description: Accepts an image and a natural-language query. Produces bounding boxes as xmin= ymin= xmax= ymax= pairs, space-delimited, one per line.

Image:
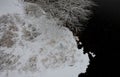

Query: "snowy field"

xmin=0 ymin=0 xmax=92 ymax=77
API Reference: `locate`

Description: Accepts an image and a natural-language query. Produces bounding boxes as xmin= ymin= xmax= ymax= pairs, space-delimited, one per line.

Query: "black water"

xmin=78 ymin=0 xmax=120 ymax=77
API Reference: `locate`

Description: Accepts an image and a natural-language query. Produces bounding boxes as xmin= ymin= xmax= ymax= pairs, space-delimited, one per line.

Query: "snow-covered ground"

xmin=0 ymin=0 xmax=24 ymax=17
xmin=0 ymin=0 xmax=90 ymax=77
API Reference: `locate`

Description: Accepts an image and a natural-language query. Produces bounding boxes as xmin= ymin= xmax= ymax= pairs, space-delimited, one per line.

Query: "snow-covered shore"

xmin=0 ymin=0 xmax=90 ymax=77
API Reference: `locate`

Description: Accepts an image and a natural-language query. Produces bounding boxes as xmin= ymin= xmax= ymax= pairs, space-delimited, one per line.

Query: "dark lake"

xmin=79 ymin=0 xmax=120 ymax=77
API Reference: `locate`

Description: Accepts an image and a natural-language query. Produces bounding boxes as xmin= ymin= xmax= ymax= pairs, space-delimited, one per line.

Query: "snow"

xmin=0 ymin=0 xmax=24 ymax=17
xmin=0 ymin=0 xmax=90 ymax=77
xmin=89 ymin=52 xmax=96 ymax=58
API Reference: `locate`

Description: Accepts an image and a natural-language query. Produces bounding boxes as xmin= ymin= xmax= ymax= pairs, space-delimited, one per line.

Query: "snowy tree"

xmin=0 ymin=0 xmax=94 ymax=77
xmin=24 ymin=0 xmax=95 ymax=35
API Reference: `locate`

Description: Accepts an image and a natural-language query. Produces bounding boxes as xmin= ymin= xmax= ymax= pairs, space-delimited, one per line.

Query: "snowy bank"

xmin=0 ymin=0 xmax=91 ymax=77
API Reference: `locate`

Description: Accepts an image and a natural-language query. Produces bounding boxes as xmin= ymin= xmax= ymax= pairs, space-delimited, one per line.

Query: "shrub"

xmin=24 ymin=0 xmax=94 ymax=35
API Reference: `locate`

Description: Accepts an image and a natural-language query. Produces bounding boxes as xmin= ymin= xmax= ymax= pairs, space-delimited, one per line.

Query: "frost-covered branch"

xmin=24 ymin=0 xmax=94 ymax=35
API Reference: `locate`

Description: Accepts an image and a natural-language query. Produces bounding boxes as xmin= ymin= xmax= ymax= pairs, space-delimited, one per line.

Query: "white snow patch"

xmin=0 ymin=1 xmax=90 ymax=77
xmin=0 ymin=0 xmax=24 ymax=16
xmin=89 ymin=52 xmax=96 ymax=58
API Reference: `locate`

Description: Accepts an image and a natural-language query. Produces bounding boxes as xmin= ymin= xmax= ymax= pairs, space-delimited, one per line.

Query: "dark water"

xmin=78 ymin=0 xmax=120 ymax=77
